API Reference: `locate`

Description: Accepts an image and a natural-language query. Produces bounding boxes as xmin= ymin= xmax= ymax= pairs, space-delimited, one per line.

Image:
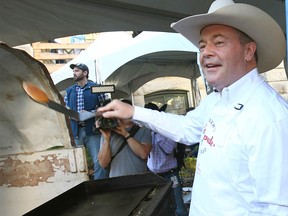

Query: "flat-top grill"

xmin=24 ymin=173 xmax=174 ymax=216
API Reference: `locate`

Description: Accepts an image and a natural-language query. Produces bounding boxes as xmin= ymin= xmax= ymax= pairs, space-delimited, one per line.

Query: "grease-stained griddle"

xmin=24 ymin=173 xmax=175 ymax=216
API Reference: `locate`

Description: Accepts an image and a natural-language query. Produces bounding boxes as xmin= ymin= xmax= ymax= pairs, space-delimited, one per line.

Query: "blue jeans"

xmin=159 ymin=169 xmax=189 ymax=216
xmin=75 ymin=127 xmax=107 ymax=180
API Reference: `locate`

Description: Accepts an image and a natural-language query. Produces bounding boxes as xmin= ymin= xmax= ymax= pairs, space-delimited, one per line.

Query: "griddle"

xmin=24 ymin=173 xmax=175 ymax=216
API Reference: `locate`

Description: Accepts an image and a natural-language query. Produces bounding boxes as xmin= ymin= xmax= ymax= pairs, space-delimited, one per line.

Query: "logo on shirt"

xmin=202 ymin=118 xmax=216 ymax=147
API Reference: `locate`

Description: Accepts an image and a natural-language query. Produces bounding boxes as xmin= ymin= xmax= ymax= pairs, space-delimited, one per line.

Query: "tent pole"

xmin=190 ymin=78 xmax=196 ymax=108
xmin=128 ymin=82 xmax=135 ymax=104
xmin=197 ymin=52 xmax=213 ymax=94
xmin=95 ymin=59 xmax=102 ymax=84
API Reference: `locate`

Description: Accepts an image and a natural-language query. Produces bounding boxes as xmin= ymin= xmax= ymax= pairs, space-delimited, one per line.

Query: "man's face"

xmin=199 ymin=25 xmax=248 ymax=91
xmin=73 ymin=67 xmax=86 ymax=82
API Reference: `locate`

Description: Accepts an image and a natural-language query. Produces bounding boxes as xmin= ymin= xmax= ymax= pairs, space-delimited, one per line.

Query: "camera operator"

xmin=97 ymin=99 xmax=152 ymax=178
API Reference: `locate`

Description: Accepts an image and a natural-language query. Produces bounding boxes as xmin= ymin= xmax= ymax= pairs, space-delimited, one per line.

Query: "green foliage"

xmin=184 ymin=157 xmax=197 ymax=171
xmin=180 ymin=157 xmax=197 ymax=187
xmin=86 ymin=150 xmax=93 ymax=169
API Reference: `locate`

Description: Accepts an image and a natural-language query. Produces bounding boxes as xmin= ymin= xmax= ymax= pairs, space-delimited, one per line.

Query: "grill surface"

xmin=24 ymin=173 xmax=175 ymax=216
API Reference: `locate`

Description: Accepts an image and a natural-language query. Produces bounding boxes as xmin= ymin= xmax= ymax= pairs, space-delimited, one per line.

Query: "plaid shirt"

xmin=75 ymin=85 xmax=85 ymax=112
xmin=64 ymin=83 xmax=85 ymax=112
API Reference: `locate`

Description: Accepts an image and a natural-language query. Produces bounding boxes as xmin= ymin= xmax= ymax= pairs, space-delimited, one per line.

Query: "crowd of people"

xmin=65 ymin=61 xmax=190 ymax=215
xmin=65 ymin=0 xmax=288 ymax=215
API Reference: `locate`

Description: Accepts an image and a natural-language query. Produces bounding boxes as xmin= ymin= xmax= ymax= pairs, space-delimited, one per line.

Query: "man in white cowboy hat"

xmin=97 ymin=0 xmax=288 ymax=215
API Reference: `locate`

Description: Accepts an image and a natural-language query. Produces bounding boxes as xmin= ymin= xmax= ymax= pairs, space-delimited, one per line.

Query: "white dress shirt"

xmin=133 ymin=69 xmax=288 ymax=215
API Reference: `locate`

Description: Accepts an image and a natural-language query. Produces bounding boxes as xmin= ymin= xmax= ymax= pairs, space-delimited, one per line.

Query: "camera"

xmin=91 ymin=85 xmax=118 ymax=129
xmin=96 ymin=99 xmax=118 ymax=129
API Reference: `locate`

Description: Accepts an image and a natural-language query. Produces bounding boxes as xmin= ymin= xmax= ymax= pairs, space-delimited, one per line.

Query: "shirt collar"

xmin=217 ymin=68 xmax=263 ymax=107
xmin=76 ymin=82 xmax=88 ymax=88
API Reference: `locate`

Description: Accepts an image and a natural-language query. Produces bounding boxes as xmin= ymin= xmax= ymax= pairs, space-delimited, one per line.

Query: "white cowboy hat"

xmin=171 ymin=0 xmax=286 ymax=73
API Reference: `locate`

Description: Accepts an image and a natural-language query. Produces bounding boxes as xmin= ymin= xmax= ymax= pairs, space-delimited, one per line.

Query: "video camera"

xmin=91 ymin=85 xmax=118 ymax=129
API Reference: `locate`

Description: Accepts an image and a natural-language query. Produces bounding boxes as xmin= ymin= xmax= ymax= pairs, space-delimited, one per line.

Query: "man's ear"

xmin=83 ymin=70 xmax=88 ymax=77
xmin=245 ymin=41 xmax=257 ymax=62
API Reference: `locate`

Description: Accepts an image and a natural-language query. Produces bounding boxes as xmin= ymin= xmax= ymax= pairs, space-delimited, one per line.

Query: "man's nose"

xmin=202 ymin=44 xmax=214 ymax=58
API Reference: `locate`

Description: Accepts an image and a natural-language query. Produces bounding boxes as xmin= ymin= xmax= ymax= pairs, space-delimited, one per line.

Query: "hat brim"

xmin=171 ymin=3 xmax=286 ymax=73
xmin=70 ymin=63 xmax=89 ymax=73
xmin=70 ymin=64 xmax=75 ymax=69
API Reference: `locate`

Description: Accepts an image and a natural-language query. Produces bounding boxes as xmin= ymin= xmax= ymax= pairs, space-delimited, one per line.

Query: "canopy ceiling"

xmin=52 ymin=31 xmax=200 ymax=97
xmin=0 ymin=0 xmax=285 ymax=47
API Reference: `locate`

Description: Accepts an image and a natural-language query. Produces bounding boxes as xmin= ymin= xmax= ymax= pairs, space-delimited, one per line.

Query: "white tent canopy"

xmin=2 ymin=0 xmax=287 ymax=90
xmin=98 ymin=32 xmax=199 ymax=81
xmin=53 ymin=31 xmax=200 ymax=96
xmin=1 ymin=0 xmax=286 ymax=79
xmin=51 ymin=31 xmax=133 ymax=86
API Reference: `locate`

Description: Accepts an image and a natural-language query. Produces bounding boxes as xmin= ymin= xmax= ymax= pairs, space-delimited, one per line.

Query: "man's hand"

xmin=112 ymin=126 xmax=129 ymax=138
xmin=99 ymin=128 xmax=111 ymax=141
xmin=95 ymin=120 xmax=111 ymax=140
xmin=97 ymin=99 xmax=134 ymax=119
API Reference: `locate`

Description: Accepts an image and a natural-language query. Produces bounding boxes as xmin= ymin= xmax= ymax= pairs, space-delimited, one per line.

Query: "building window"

xmin=144 ymin=90 xmax=189 ymax=115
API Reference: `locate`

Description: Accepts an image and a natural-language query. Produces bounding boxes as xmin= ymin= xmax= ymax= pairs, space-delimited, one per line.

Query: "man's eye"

xmin=215 ymin=41 xmax=224 ymax=46
xmin=199 ymin=45 xmax=205 ymax=51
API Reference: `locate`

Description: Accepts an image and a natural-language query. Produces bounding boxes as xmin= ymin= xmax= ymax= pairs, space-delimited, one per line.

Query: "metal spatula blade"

xmin=22 ymin=81 xmax=96 ymax=121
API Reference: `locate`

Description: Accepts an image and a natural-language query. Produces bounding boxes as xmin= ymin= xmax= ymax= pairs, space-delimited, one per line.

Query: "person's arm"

xmin=97 ymin=129 xmax=112 ymax=168
xmin=126 ymin=136 xmax=151 ymax=159
xmin=112 ymin=126 xmax=151 ymax=159
xmin=97 ymin=98 xmax=207 ymax=145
